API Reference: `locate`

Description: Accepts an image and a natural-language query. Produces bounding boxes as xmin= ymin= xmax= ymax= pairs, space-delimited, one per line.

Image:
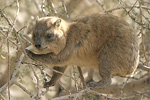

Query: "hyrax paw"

xmin=25 ymin=49 xmax=36 ymax=60
xmin=25 ymin=49 xmax=32 ymax=57
xmin=25 ymin=49 xmax=29 ymax=54
xmin=44 ymin=82 xmax=55 ymax=88
xmin=88 ymin=82 xmax=97 ymax=88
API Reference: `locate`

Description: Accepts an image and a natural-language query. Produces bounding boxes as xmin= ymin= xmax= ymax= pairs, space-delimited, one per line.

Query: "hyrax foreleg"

xmin=44 ymin=66 xmax=67 ymax=88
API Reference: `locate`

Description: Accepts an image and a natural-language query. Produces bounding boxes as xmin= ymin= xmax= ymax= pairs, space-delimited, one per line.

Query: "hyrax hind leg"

xmin=44 ymin=66 xmax=67 ymax=88
xmin=89 ymin=46 xmax=114 ymax=88
xmin=89 ymin=66 xmax=112 ymax=88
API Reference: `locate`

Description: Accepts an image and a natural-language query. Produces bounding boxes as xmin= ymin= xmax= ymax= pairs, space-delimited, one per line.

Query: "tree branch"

xmin=93 ymin=76 xmax=150 ymax=95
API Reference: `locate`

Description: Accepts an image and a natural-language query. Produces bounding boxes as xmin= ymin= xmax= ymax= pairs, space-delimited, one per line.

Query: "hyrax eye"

xmin=46 ymin=34 xmax=52 ymax=39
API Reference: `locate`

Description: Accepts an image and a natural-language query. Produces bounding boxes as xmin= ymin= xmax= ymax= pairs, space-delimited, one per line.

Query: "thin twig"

xmin=47 ymin=0 xmax=57 ymax=15
xmin=7 ymin=33 xmax=10 ymax=100
xmin=138 ymin=62 xmax=150 ymax=72
xmin=117 ymin=0 xmax=148 ymax=29
xmin=39 ymin=66 xmax=49 ymax=82
xmin=40 ymin=88 xmax=50 ymax=96
xmin=14 ymin=81 xmax=33 ymax=97
xmin=21 ymin=61 xmax=77 ymax=81
xmin=2 ymin=1 xmax=16 ymax=10
xmin=0 ymin=3 xmax=27 ymax=55
xmin=61 ymin=0 xmax=69 ymax=18
xmin=96 ymin=0 xmax=107 ymax=13
xmin=139 ymin=0 xmax=148 ymax=66
xmin=51 ymin=87 xmax=150 ymax=100
xmin=77 ymin=66 xmax=86 ymax=89
xmin=41 ymin=0 xmax=47 ymax=16
xmin=142 ymin=13 xmax=150 ymax=24
xmin=31 ymin=85 xmax=50 ymax=98
xmin=73 ymin=66 xmax=79 ymax=93
xmin=30 ymin=63 xmax=40 ymax=100
xmin=127 ymin=0 xmax=138 ymax=13
xmin=0 ymin=93 xmax=6 ymax=100
xmin=58 ymin=82 xmax=71 ymax=95
xmin=89 ymin=90 xmax=150 ymax=100
xmin=0 ymin=30 xmax=18 ymax=46
xmin=0 ymin=78 xmax=15 ymax=93
xmin=107 ymin=5 xmax=150 ymax=12
xmin=120 ymin=77 xmax=130 ymax=97
xmin=0 ymin=53 xmax=24 ymax=93
xmin=5 ymin=0 xmax=20 ymax=99
xmin=51 ymin=88 xmax=91 ymax=100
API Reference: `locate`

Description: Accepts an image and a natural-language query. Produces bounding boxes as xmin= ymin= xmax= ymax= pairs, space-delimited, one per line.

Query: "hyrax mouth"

xmin=39 ymin=46 xmax=48 ymax=50
xmin=35 ymin=46 xmax=48 ymax=51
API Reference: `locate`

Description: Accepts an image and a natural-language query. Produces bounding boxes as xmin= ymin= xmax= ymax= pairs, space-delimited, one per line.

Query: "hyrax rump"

xmin=26 ymin=13 xmax=139 ymax=88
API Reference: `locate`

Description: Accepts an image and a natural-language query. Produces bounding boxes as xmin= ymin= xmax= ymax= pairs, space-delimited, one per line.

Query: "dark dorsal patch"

xmin=75 ymin=30 xmax=90 ymax=48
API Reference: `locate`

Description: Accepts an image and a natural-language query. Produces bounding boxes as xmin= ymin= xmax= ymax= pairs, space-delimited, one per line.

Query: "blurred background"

xmin=0 ymin=0 xmax=150 ymax=100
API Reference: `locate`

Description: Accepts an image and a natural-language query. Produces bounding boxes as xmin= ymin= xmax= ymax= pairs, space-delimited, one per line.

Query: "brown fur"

xmin=26 ymin=13 xmax=140 ymax=88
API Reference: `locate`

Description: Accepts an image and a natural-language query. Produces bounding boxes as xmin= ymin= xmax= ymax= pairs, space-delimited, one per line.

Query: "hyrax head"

xmin=32 ymin=17 xmax=67 ymax=54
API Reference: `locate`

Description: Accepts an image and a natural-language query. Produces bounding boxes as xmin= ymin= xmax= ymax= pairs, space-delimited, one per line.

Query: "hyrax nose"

xmin=35 ymin=43 xmax=41 ymax=48
xmin=35 ymin=38 xmax=42 ymax=48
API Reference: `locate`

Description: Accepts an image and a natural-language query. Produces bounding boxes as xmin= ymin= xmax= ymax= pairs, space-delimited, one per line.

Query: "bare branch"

xmin=41 ymin=0 xmax=47 ymax=16
xmin=127 ymin=0 xmax=138 ymax=13
xmin=14 ymin=81 xmax=33 ymax=97
xmin=96 ymin=0 xmax=107 ymax=13
xmin=21 ymin=62 xmax=76 ymax=82
xmin=138 ymin=62 xmax=150 ymax=72
xmin=58 ymin=82 xmax=71 ymax=95
xmin=107 ymin=5 xmax=150 ymax=12
xmin=0 ymin=30 xmax=18 ymax=46
xmin=0 ymin=53 xmax=24 ymax=93
xmin=30 ymin=62 xmax=40 ymax=100
xmin=61 ymin=0 xmax=69 ymax=18
xmin=77 ymin=66 xmax=86 ymax=89
xmin=51 ymin=75 xmax=150 ymax=100
xmin=0 ymin=93 xmax=6 ymax=100
xmin=47 ymin=0 xmax=57 ymax=15
xmin=93 ymin=76 xmax=150 ymax=95
xmin=73 ymin=66 xmax=79 ymax=92
xmin=51 ymin=88 xmax=91 ymax=100
xmin=139 ymin=0 xmax=148 ymax=66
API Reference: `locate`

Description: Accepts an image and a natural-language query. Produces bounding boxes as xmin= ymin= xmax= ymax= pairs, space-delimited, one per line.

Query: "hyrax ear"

xmin=54 ymin=19 xmax=61 ymax=28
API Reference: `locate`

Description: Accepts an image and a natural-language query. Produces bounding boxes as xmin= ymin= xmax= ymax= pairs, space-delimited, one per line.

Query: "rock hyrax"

xmin=26 ymin=13 xmax=139 ymax=88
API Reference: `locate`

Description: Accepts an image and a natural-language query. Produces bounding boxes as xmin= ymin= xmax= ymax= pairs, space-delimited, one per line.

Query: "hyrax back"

xmin=26 ymin=13 xmax=139 ymax=88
